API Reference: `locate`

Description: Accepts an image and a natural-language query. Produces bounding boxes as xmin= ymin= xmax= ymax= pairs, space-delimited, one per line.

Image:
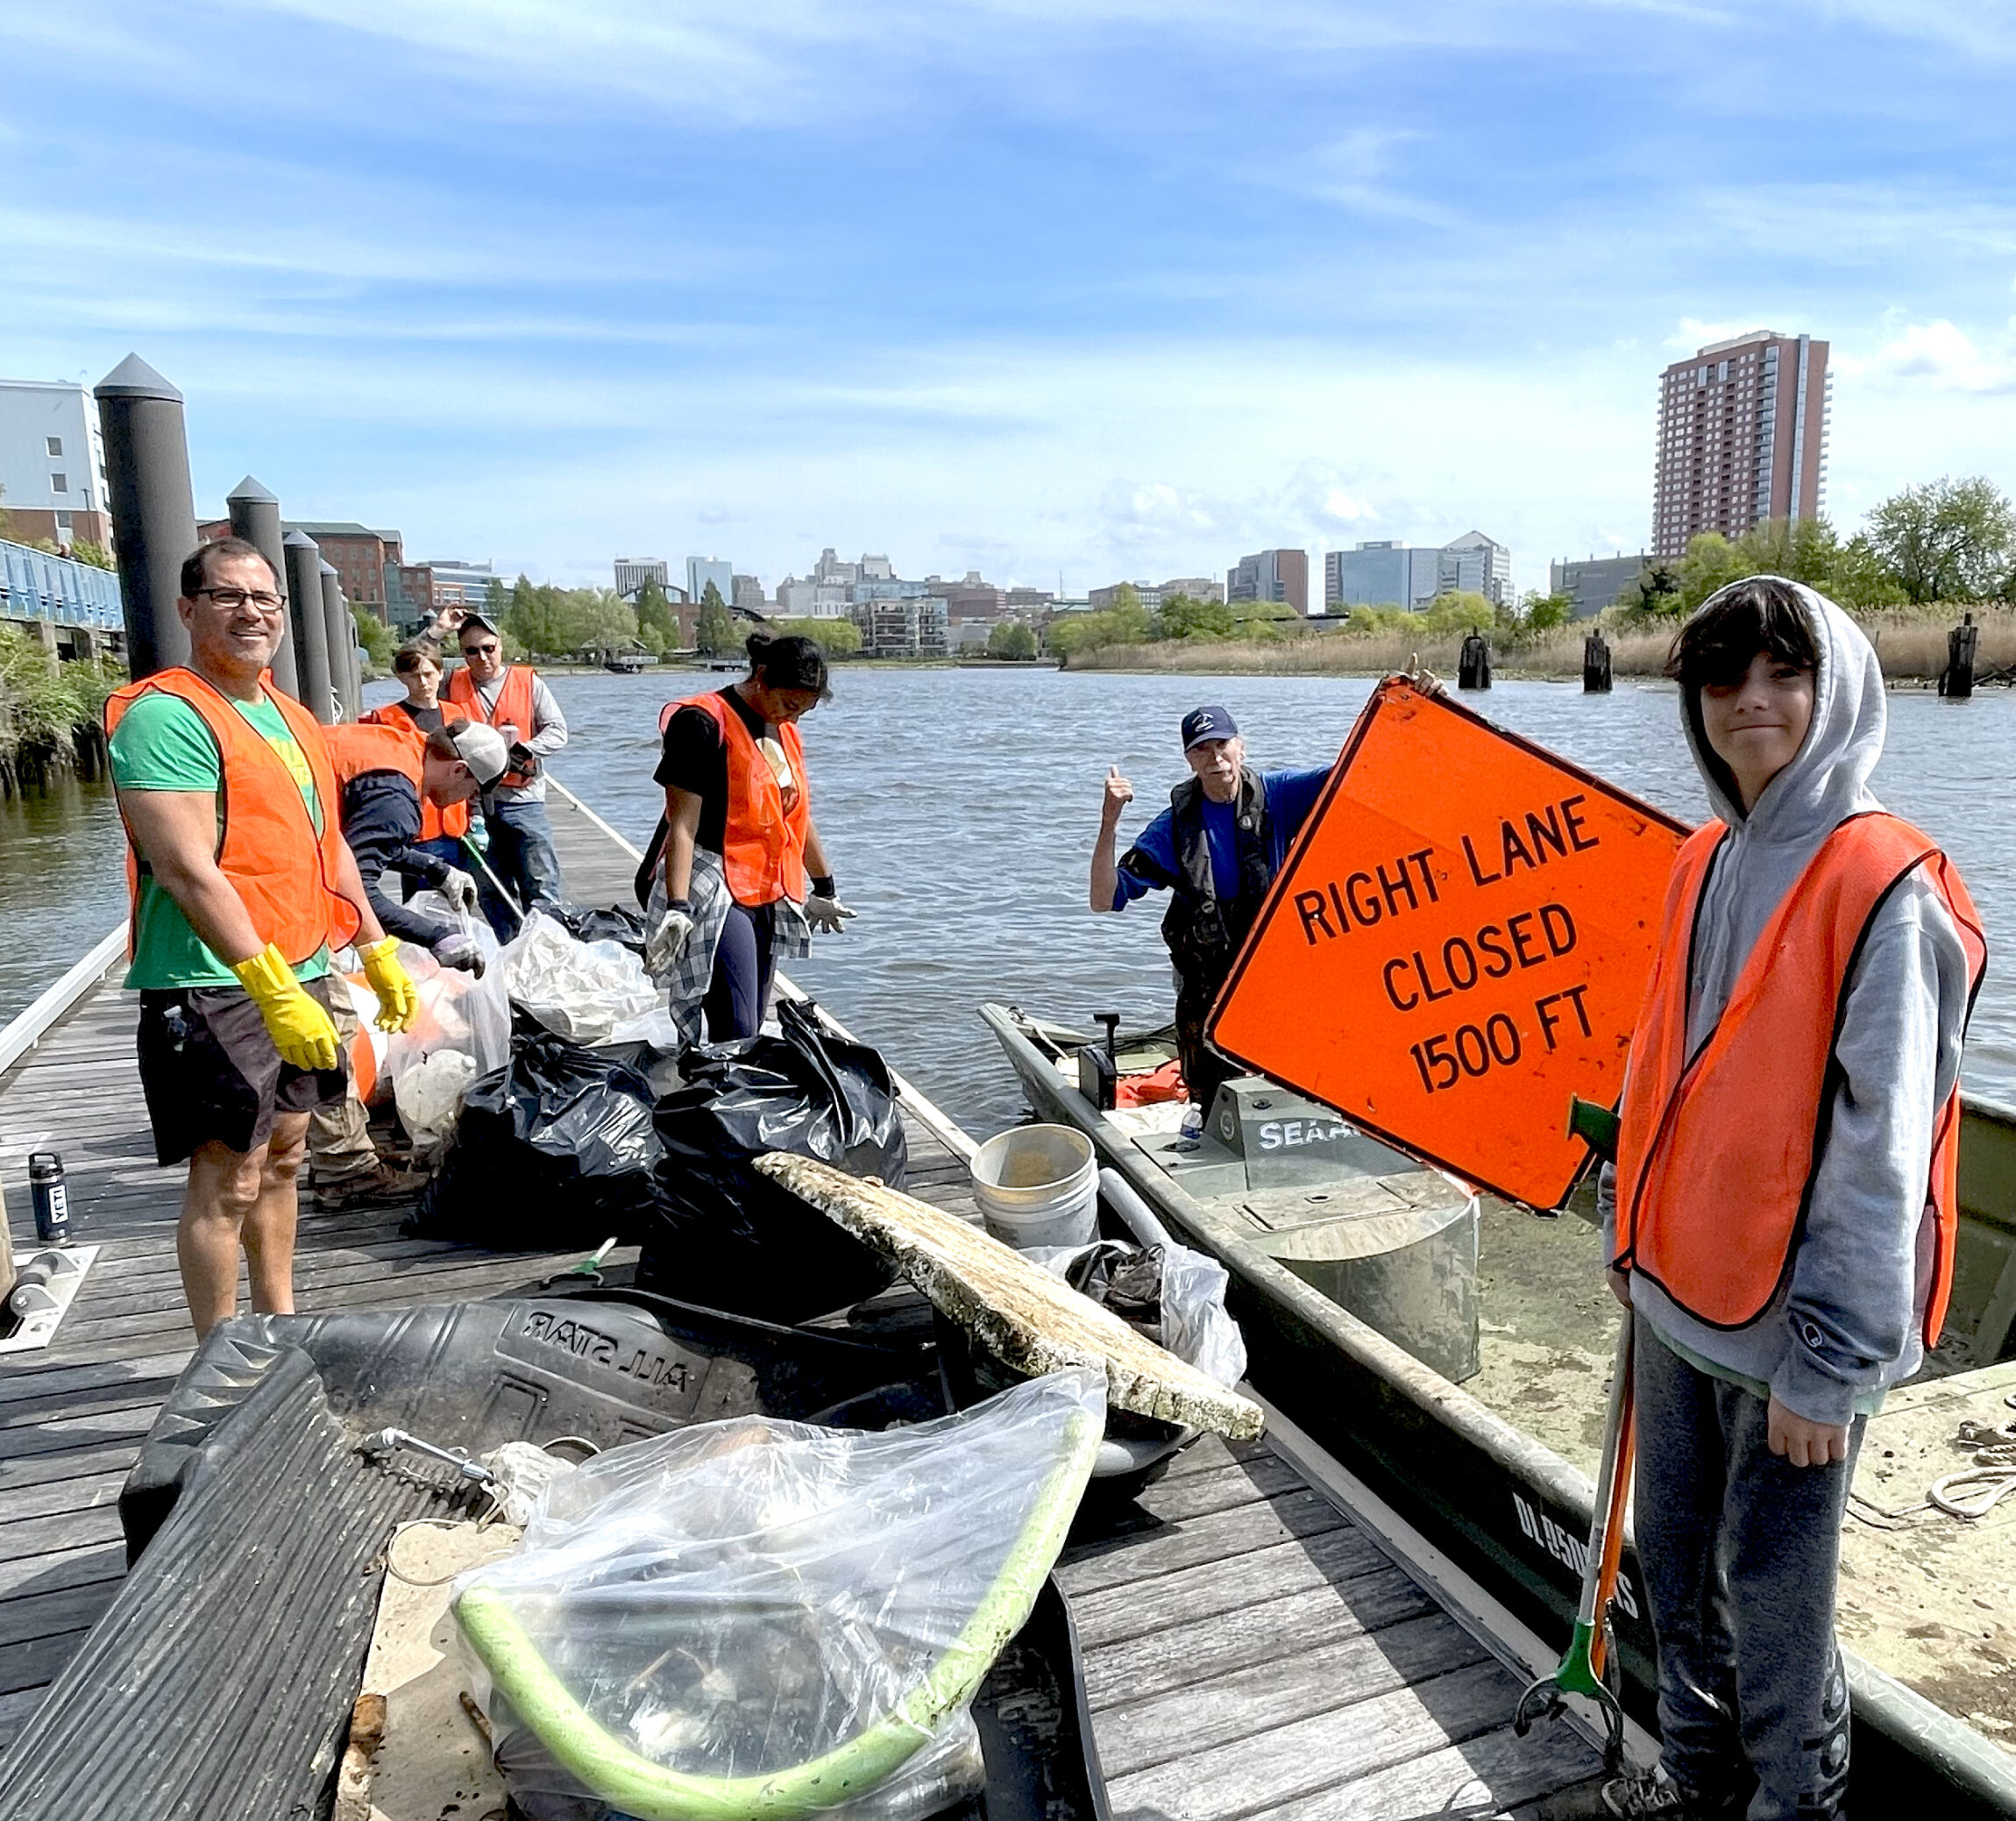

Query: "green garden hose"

xmin=454 ymin=1406 xmax=1101 ymax=1821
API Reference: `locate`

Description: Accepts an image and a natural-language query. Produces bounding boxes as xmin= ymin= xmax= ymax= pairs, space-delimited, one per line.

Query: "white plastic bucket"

xmin=971 ymin=1124 xmax=1100 ymax=1249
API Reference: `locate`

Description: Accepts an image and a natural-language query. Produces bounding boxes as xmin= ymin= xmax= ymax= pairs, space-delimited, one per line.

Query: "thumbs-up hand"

xmin=1102 ymin=765 xmax=1133 ymax=828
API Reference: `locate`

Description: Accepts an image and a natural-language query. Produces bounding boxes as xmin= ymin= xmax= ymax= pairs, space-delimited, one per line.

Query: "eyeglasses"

xmin=196 ymin=587 xmax=286 ymax=612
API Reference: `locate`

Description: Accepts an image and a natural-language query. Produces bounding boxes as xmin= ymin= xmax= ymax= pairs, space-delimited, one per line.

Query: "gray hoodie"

xmin=1603 ymin=580 xmax=1975 ymax=1426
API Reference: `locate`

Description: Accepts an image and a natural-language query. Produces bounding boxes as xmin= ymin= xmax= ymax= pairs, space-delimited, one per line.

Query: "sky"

xmin=7 ymin=1 xmax=2016 ymax=597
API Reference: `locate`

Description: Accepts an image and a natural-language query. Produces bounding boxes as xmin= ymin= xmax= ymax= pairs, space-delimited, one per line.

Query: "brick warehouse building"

xmin=1652 ymin=331 xmax=1830 ymax=558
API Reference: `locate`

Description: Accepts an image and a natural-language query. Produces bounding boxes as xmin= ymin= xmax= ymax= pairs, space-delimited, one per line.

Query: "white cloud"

xmin=1848 ymin=319 xmax=2016 ymax=394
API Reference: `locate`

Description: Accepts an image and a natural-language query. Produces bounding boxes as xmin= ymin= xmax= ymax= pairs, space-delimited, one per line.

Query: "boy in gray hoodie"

xmin=1550 ymin=578 xmax=1982 ymax=1821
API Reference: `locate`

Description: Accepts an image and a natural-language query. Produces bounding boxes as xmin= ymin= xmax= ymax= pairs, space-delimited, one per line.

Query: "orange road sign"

xmin=1207 ymin=678 xmax=1691 ymax=1208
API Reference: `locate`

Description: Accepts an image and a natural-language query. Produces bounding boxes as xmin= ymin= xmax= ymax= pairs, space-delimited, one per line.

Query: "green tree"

xmin=774 ymin=615 xmax=862 ymax=658
xmin=1342 ymin=589 xmax=1497 ymax=642
xmin=1863 ymin=477 xmax=2016 ymax=603
xmin=1516 ymin=591 xmax=1577 ymax=637
xmin=1047 ymin=606 xmax=1151 ymax=663
xmin=351 ymin=601 xmax=395 ymax=673
xmin=635 ymin=577 xmax=679 ymax=654
xmin=987 ymin=619 xmax=1038 ymax=659
xmin=505 ymin=573 xmax=551 ymax=654
xmin=69 ymin=539 xmax=115 ymax=572
xmin=1159 ymin=593 xmax=1236 ymax=640
xmin=696 ymin=580 xmax=737 ymax=656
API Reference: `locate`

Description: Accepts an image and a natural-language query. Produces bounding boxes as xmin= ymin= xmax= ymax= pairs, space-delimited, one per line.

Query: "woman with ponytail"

xmin=637 ymin=631 xmax=853 ymax=1042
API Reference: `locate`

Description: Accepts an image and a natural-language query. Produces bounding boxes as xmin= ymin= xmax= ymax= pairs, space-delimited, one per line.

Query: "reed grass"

xmin=1069 ymin=602 xmax=2016 ymax=685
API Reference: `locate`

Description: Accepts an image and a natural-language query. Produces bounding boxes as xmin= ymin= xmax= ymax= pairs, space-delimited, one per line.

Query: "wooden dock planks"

xmin=1064 ymin=1434 xmax=1603 ymax=1817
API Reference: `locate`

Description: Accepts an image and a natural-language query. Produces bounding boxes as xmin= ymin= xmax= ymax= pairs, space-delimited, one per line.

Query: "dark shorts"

xmin=136 ymin=978 xmax=350 ymax=1167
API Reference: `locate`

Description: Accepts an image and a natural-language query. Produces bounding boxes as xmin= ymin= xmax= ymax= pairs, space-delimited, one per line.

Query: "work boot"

xmin=1538 ymin=1768 xmax=1732 ymax=1820
xmin=312 ymin=1162 xmax=428 ymax=1212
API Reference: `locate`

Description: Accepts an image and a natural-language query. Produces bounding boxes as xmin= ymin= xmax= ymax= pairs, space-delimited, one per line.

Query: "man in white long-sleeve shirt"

xmin=444 ymin=611 xmax=570 ymax=934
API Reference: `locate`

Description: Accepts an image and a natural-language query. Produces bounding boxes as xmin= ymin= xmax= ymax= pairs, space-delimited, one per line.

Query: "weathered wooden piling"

xmin=1583 ymin=630 xmax=1612 ymax=694
xmin=95 ymin=355 xmax=195 ymax=679
xmin=1458 ymin=631 xmax=1492 ymax=690
xmin=1940 ymin=613 xmax=1978 ymax=700
xmin=283 ymin=531 xmax=337 ymax=724
xmin=226 ymin=476 xmax=299 ymax=700
xmin=319 ymin=561 xmax=359 ymax=721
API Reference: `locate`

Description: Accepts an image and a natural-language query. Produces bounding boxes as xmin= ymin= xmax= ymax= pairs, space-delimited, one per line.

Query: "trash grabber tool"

xmin=459 ymin=836 xmax=523 ymax=917
xmin=1515 ymin=1091 xmax=1635 ymax=1768
xmin=1514 ymin=1311 xmax=1636 ymax=1770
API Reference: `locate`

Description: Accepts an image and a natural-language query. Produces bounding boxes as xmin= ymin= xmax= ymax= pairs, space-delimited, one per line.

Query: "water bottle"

xmin=29 ymin=1153 xmax=69 ymax=1247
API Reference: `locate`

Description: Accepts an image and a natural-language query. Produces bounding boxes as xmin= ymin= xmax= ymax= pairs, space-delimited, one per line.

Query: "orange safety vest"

xmin=105 ymin=667 xmax=361 ymax=966
xmin=444 ymin=663 xmax=538 ymax=789
xmin=358 ymin=701 xmax=472 ymax=842
xmin=657 ymin=693 xmax=811 ymax=906
xmin=1615 ymin=812 xmax=1986 ymax=1347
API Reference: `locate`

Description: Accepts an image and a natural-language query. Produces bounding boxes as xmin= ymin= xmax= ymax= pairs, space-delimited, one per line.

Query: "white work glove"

xmin=647 ymin=902 xmax=695 ymax=976
xmin=431 ymin=930 xmax=486 ymax=977
xmin=805 ymin=878 xmax=856 ymax=935
xmin=438 ymin=867 xmax=479 ymax=914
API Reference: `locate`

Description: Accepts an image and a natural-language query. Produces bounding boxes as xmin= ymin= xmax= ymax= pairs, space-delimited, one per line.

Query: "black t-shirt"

xmin=652 ymin=686 xmax=770 ymax=854
xmin=381 ymin=699 xmax=446 ymax=735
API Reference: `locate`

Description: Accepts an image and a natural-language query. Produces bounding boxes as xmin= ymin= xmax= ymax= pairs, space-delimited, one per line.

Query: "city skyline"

xmin=6 ymin=6 xmax=2012 ymax=592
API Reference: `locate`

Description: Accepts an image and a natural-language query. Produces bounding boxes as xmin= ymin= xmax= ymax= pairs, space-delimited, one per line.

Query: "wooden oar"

xmin=755 ymin=1153 xmax=1266 ymax=1440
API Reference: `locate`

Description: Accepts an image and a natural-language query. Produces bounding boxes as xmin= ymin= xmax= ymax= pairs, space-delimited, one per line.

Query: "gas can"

xmin=29 ymin=1153 xmax=69 ymax=1247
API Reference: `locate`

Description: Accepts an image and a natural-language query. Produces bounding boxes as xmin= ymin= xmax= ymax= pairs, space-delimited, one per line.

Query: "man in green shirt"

xmin=107 ymin=537 xmax=418 ymax=1338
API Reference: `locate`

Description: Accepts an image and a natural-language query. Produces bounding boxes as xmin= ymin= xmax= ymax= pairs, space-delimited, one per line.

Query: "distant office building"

xmin=812 ymin=548 xmax=860 ymax=587
xmin=1090 ymin=581 xmax=1161 ymax=612
xmin=852 ymin=594 xmax=948 ymax=658
xmin=1438 ymin=530 xmax=1512 ymax=607
xmin=1005 ymin=587 xmax=1056 ymax=613
xmin=859 ymin=554 xmax=894 ymax=581
xmin=1551 ymin=553 xmax=1650 ymax=618
xmin=1654 ymin=330 xmax=1830 ymax=557
xmin=777 ymin=575 xmax=852 ymax=620
xmin=380 ymin=558 xmax=500 ymax=628
xmin=920 ymin=572 xmax=1008 ymax=622
xmin=0 ymin=379 xmax=111 ymax=551
xmin=614 ymin=557 xmax=668 ymax=597
xmin=686 ymin=556 xmax=734 ymax=605
xmin=732 ymin=573 xmax=765 ymax=613
xmin=1160 ymin=576 xmax=1225 ymax=604
xmin=1327 ymin=542 xmax=1441 ymax=610
xmin=1226 ymin=548 xmax=1309 ymax=616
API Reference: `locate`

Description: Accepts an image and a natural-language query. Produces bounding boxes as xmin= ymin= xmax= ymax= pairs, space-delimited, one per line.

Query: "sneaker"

xmin=1539 ymin=1769 xmax=1722 ymax=1820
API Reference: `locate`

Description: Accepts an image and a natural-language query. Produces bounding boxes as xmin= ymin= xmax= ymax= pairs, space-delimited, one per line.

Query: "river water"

xmin=7 ymin=668 xmax=2015 ymax=1140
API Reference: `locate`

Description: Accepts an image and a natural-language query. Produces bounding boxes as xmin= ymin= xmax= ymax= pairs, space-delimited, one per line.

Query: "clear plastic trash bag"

xmin=384 ymin=895 xmax=510 ymax=1141
xmin=452 ymin=1369 xmax=1107 ymax=1821
xmin=500 ymin=908 xmax=661 ymax=1048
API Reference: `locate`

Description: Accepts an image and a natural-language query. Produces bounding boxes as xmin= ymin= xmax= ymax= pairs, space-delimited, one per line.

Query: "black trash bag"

xmin=639 ymin=999 xmax=906 ymax=1323
xmin=1051 ymin=1240 xmax=1166 ymax=1345
xmin=409 ymin=1030 xmax=666 ymax=1248
xmin=543 ymin=901 xmax=649 ymax=956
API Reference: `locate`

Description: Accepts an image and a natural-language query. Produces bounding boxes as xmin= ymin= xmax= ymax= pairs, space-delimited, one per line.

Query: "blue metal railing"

xmin=0 ymin=539 xmax=124 ymax=634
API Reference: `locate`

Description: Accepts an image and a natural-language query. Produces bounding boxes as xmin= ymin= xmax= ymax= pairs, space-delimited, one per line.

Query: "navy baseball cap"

xmin=1182 ymin=705 xmax=1239 ymax=750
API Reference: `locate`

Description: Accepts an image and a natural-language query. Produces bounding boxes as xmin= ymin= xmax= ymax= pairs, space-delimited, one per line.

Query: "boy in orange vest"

xmin=1550 ymin=579 xmax=1983 ymax=1820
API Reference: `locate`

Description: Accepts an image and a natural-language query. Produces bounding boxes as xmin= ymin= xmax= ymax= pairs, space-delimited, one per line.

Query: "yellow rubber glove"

xmin=231 ymin=943 xmax=341 ymax=1072
xmin=358 ymin=936 xmax=419 ymax=1034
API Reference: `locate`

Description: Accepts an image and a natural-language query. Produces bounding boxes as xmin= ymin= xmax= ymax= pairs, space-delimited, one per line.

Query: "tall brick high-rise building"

xmin=1652 ymin=331 xmax=1830 ymax=558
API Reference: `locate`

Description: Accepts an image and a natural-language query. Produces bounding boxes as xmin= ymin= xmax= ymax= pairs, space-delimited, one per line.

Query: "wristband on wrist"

xmin=811 ymin=875 xmax=836 ymax=899
xmin=666 ymin=897 xmax=691 ymax=915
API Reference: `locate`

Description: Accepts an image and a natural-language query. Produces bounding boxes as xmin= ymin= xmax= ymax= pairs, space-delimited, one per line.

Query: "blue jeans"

xmin=479 ymin=797 xmax=564 ymax=938
xmin=1633 ymin=1313 xmax=1863 ymax=1820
